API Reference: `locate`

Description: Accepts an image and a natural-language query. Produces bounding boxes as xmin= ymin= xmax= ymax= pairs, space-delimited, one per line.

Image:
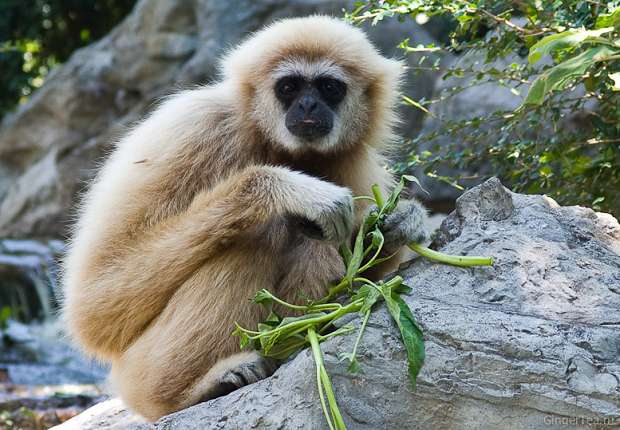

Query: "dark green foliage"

xmin=347 ymin=1 xmax=620 ymax=216
xmin=0 ymin=306 xmax=11 ymax=333
xmin=0 ymin=0 xmax=136 ymax=117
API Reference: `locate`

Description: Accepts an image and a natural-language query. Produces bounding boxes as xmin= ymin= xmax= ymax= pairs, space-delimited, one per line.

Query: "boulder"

xmin=52 ymin=179 xmax=620 ymax=429
xmin=0 ymin=0 xmax=440 ymax=238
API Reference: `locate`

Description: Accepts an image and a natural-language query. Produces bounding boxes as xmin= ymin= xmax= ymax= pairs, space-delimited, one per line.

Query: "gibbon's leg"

xmin=110 ymin=185 xmax=351 ymax=420
xmin=110 ymin=251 xmax=336 ymax=420
xmin=65 ymin=165 xmax=354 ymax=360
xmin=110 ymin=239 xmax=283 ymax=421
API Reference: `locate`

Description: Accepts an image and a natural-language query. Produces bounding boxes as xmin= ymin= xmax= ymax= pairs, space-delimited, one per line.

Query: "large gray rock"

xmin=0 ymin=0 xmax=439 ymax=238
xmin=52 ymin=179 xmax=620 ymax=429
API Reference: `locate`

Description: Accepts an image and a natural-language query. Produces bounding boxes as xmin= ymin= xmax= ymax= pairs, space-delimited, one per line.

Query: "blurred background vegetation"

xmin=348 ymin=0 xmax=620 ymax=216
xmin=2 ymin=0 xmax=618 ymax=216
xmin=0 ymin=0 xmax=136 ymax=116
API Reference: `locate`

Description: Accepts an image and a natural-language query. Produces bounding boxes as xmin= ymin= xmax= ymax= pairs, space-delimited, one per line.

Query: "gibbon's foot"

xmin=380 ymin=199 xmax=428 ymax=253
xmin=203 ymin=354 xmax=279 ymax=400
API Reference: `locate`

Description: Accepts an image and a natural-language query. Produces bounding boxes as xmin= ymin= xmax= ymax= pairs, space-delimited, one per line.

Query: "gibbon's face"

xmin=275 ymin=74 xmax=346 ymax=141
xmin=254 ymin=58 xmax=368 ymax=154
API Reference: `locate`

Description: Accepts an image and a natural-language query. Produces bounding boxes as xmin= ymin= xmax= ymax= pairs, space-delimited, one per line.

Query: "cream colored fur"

xmin=62 ymin=16 xmax=409 ymax=420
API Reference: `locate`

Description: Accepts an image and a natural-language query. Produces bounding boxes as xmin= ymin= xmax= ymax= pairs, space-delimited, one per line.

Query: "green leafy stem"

xmin=233 ymin=176 xmax=494 ymax=429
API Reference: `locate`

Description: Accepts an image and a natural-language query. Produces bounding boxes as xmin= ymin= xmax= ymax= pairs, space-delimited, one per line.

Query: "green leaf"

xmin=252 ymin=289 xmax=274 ymax=307
xmin=528 ymin=28 xmax=613 ymax=64
xmin=394 ymin=295 xmax=425 ymax=388
xmin=382 ymin=175 xmax=426 ymax=213
xmin=0 ymin=306 xmax=11 ymax=324
xmin=346 ymin=225 xmax=366 ymax=287
xmin=363 ymin=211 xmax=380 ymax=232
xmin=351 ymin=284 xmax=371 ymax=302
xmin=265 ymin=311 xmax=281 ymax=325
xmin=369 ymin=229 xmax=383 ymax=249
xmin=595 ymin=8 xmax=620 ymax=29
xmin=339 ymin=243 xmax=353 ymax=266
xmin=402 ymin=174 xmax=429 ymax=195
xmin=257 ymin=323 xmax=273 ymax=333
xmin=393 ymin=282 xmax=413 ymax=295
xmin=232 ymin=325 xmax=251 ymax=349
xmin=383 ymin=176 xmax=407 ymax=214
xmin=360 ymin=286 xmax=381 ymax=314
xmin=262 ymin=334 xmax=306 ymax=360
xmin=523 ymin=46 xmax=617 ymax=106
xmin=347 ymin=356 xmax=361 ymax=373
xmin=380 ymin=284 xmax=425 ymax=389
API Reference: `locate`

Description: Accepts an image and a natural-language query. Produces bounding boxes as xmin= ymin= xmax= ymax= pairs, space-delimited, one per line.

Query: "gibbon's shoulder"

xmin=148 ymin=82 xmax=239 ymax=122
xmin=106 ymin=82 xmax=242 ymax=168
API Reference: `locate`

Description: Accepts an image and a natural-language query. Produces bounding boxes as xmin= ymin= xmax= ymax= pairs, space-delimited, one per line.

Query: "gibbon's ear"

xmin=361 ymin=55 xmax=406 ymax=155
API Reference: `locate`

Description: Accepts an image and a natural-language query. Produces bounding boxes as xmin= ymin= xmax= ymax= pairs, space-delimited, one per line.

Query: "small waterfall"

xmin=0 ymin=239 xmax=64 ymax=322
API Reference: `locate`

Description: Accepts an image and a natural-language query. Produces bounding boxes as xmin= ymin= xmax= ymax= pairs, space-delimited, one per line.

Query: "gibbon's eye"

xmin=275 ymin=76 xmax=303 ymax=103
xmin=315 ymin=77 xmax=347 ymax=106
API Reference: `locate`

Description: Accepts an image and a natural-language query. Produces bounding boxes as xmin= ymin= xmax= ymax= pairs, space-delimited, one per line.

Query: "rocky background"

xmin=0 ymin=0 xmax=618 ymax=429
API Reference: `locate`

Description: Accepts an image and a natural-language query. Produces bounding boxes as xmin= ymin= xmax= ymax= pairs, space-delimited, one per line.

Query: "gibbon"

xmin=62 ymin=16 xmax=428 ymax=420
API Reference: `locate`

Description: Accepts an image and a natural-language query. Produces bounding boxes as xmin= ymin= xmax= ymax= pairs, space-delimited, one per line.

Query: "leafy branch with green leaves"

xmin=346 ymin=0 xmax=620 ymax=217
xmin=233 ymin=176 xmax=493 ymax=430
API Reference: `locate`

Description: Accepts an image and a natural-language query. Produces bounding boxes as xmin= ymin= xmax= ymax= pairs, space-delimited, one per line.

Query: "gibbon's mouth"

xmin=286 ymin=119 xmax=332 ymax=142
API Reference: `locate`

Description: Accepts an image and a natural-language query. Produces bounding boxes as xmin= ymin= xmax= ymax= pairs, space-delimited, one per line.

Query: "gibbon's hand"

xmin=290 ymin=177 xmax=354 ymax=245
xmin=378 ymin=199 xmax=428 ymax=253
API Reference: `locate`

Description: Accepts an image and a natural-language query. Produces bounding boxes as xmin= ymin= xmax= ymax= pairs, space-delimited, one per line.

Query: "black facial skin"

xmin=274 ymin=75 xmax=347 ymax=142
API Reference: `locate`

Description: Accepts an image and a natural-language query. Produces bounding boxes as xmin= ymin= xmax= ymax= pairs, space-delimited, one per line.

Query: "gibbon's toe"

xmin=200 ymin=356 xmax=278 ymax=401
xmin=382 ymin=199 xmax=429 ymax=250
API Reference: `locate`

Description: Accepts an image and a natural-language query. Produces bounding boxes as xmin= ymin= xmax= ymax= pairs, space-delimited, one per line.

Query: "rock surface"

xmin=0 ymin=0 xmax=440 ymax=238
xmin=52 ymin=179 xmax=620 ymax=430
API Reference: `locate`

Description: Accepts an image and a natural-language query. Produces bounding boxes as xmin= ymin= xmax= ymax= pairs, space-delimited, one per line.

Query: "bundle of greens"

xmin=233 ymin=176 xmax=493 ymax=430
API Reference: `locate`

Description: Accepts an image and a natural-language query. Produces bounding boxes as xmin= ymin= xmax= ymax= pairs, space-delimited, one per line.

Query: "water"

xmin=0 ymin=239 xmax=64 ymax=322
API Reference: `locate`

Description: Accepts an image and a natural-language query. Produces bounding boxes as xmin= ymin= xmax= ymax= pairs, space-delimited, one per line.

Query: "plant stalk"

xmin=308 ymin=327 xmax=347 ymax=430
xmin=408 ymin=243 xmax=494 ymax=267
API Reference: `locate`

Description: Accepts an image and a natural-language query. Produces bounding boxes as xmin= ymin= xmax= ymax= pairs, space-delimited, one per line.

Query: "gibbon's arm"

xmin=64 ymin=161 xmax=352 ymax=359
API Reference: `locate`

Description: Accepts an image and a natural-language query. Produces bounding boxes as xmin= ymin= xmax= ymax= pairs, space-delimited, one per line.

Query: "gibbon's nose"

xmin=298 ymin=95 xmax=318 ymax=115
